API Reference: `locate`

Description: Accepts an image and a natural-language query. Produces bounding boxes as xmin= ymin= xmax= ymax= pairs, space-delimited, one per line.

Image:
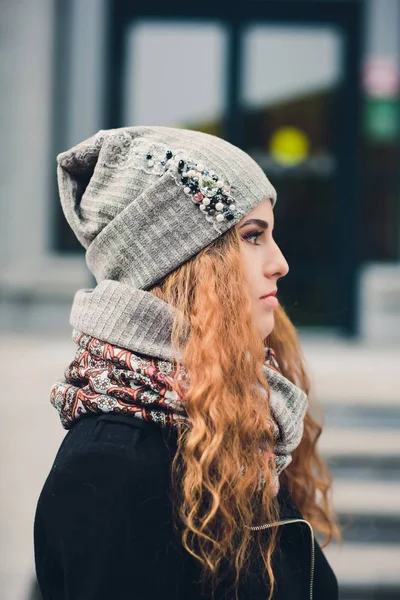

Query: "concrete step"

xmin=300 ymin=336 xmax=400 ymax=407
xmin=323 ymin=543 xmax=400 ymax=586
xmin=320 ymin=429 xmax=400 ymax=458
xmin=332 ymin=480 xmax=400 ymax=517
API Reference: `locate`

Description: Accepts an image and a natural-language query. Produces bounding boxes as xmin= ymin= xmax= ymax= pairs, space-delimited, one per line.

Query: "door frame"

xmin=103 ymin=0 xmax=363 ymax=335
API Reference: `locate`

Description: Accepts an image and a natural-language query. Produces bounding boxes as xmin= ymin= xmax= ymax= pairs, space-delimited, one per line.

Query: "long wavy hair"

xmin=148 ymin=224 xmax=340 ymax=599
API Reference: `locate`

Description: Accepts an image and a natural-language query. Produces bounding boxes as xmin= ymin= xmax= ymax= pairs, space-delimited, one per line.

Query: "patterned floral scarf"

xmin=51 ymin=329 xmax=308 ymax=494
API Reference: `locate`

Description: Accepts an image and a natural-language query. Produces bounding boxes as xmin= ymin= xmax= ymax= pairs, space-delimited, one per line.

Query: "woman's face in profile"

xmin=236 ymin=199 xmax=289 ymax=341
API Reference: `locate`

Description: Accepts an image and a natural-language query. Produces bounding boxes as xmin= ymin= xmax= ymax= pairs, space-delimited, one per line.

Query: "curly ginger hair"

xmin=148 ymin=224 xmax=340 ymax=600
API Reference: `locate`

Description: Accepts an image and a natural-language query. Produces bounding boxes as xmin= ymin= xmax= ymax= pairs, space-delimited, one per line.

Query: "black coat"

xmin=34 ymin=413 xmax=338 ymax=600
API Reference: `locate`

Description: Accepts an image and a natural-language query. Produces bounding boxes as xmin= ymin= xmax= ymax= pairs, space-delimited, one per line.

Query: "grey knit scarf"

xmin=52 ymin=280 xmax=308 ymax=493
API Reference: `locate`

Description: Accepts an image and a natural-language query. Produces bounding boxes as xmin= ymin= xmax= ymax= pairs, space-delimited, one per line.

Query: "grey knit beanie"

xmin=57 ymin=126 xmax=276 ymax=291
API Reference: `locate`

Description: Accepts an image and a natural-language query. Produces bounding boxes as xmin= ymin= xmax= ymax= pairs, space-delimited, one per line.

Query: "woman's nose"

xmin=265 ymin=240 xmax=289 ymax=279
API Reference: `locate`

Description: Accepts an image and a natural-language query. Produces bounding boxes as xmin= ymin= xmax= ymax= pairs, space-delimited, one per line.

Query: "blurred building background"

xmin=0 ymin=1 xmax=399 ymax=599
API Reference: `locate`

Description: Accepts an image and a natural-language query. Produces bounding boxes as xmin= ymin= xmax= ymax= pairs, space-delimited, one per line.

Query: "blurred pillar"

xmin=0 ymin=0 xmax=95 ymax=333
xmin=63 ymin=0 xmax=107 ymax=149
xmin=0 ymin=0 xmax=54 ymax=265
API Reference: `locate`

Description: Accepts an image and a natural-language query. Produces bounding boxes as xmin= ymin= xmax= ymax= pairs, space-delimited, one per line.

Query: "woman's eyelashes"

xmin=242 ymin=230 xmax=263 ymax=245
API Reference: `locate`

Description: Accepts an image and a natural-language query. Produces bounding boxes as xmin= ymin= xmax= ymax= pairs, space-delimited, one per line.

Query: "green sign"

xmin=364 ymin=97 xmax=400 ymax=142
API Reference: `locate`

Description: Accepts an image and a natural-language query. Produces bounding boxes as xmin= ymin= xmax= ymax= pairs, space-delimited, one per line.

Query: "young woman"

xmin=34 ymin=126 xmax=340 ymax=600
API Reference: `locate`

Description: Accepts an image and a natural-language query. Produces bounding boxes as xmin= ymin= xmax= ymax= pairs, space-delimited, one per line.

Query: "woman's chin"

xmin=258 ymin=314 xmax=275 ymax=340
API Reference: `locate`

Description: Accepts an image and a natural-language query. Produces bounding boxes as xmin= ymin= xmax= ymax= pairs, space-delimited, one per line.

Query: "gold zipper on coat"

xmin=246 ymin=518 xmax=315 ymax=600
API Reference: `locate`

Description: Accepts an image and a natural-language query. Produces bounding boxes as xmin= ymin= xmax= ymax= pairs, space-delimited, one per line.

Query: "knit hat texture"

xmin=57 ymin=126 xmax=277 ymax=290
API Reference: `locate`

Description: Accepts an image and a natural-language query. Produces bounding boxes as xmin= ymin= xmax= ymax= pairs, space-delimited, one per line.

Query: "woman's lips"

xmin=260 ymin=290 xmax=278 ymax=308
xmin=260 ymin=295 xmax=279 ymax=308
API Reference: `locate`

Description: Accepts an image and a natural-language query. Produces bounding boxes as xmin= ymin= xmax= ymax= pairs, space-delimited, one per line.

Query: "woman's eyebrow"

xmin=239 ymin=219 xmax=269 ymax=230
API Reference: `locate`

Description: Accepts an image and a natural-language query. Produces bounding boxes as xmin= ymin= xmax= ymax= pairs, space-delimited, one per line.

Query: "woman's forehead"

xmin=238 ymin=198 xmax=274 ymax=224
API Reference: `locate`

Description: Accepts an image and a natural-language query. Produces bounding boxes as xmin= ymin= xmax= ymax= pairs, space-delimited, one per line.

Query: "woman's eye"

xmin=242 ymin=231 xmax=262 ymax=245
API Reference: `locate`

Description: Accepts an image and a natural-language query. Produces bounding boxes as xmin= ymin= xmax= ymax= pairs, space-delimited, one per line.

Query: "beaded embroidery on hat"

xmin=145 ymin=149 xmax=244 ymax=232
